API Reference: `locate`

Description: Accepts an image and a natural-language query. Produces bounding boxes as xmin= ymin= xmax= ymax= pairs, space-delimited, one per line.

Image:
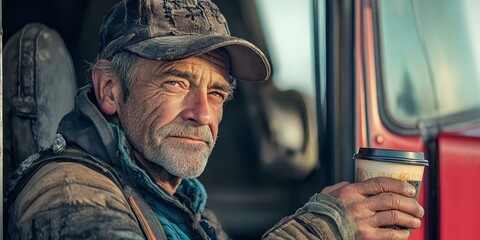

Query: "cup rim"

xmin=353 ymin=147 xmax=429 ymax=166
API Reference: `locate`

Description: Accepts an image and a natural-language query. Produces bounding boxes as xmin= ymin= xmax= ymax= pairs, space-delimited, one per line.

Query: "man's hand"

xmin=321 ymin=177 xmax=424 ymax=240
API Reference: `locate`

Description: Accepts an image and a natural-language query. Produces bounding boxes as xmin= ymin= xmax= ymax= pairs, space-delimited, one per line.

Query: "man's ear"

xmin=92 ymin=60 xmax=122 ymax=115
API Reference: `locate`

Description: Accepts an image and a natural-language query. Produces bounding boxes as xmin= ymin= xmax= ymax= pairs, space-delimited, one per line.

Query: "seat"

xmin=3 ymin=23 xmax=77 ymax=188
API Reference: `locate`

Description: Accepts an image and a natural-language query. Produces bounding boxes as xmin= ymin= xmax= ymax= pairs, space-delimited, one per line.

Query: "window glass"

xmin=255 ymin=0 xmax=316 ymax=97
xmin=378 ymin=0 xmax=480 ymax=125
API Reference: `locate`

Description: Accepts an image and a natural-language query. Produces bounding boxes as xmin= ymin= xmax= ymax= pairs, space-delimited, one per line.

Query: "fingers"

xmin=323 ymin=178 xmax=425 ymax=240
xmin=367 ymin=192 xmax=425 ymax=218
xmin=322 ymin=179 xmax=423 ymax=219
xmin=359 ymin=227 xmax=411 ymax=240
xmin=356 ymin=177 xmax=416 ymax=198
xmin=355 ymin=209 xmax=421 ymax=240
xmin=372 ymin=210 xmax=421 ymax=229
xmin=357 ymin=211 xmax=417 ymax=240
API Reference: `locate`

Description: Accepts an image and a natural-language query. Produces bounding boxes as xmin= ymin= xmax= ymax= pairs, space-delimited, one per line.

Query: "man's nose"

xmin=181 ymin=91 xmax=211 ymax=126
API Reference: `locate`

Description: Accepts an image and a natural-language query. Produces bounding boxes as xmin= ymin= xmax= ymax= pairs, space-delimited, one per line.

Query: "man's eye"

xmin=162 ymin=81 xmax=185 ymax=91
xmin=164 ymin=81 xmax=179 ymax=87
xmin=161 ymin=81 xmax=188 ymax=93
xmin=209 ymin=91 xmax=227 ymax=100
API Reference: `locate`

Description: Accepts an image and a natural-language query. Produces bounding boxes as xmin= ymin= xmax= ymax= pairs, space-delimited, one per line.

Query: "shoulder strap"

xmin=125 ymin=188 xmax=169 ymax=240
xmin=5 ymin=148 xmax=168 ymax=240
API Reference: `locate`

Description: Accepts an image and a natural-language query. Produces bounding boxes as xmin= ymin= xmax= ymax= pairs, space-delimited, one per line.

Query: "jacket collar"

xmin=58 ymin=84 xmax=120 ymax=168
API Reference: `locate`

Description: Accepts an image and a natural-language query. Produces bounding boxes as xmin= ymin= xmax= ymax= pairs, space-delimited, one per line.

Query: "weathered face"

xmin=117 ymin=51 xmax=232 ymax=178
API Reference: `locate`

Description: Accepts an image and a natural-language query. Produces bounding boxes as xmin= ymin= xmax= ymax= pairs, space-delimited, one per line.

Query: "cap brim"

xmin=124 ymin=35 xmax=271 ymax=82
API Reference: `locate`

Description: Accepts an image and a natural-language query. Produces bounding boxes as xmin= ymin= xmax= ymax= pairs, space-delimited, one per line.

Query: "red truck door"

xmin=355 ymin=0 xmax=480 ymax=239
xmin=438 ymin=129 xmax=480 ymax=239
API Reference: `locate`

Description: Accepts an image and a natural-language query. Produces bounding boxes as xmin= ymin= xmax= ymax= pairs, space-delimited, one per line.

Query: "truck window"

xmin=377 ymin=0 xmax=480 ymax=127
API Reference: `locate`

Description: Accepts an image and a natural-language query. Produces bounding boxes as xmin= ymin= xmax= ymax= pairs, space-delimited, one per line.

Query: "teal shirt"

xmin=111 ymin=125 xmax=214 ymax=240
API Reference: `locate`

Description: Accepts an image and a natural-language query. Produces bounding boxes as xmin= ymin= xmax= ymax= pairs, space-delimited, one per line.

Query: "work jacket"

xmin=7 ymin=84 xmax=358 ymax=239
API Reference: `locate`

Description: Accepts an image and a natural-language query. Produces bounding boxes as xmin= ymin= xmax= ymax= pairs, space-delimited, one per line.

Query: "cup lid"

xmin=353 ymin=148 xmax=429 ymax=166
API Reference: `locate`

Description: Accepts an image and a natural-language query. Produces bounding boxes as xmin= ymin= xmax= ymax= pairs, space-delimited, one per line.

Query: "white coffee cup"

xmin=354 ymin=147 xmax=429 ymax=200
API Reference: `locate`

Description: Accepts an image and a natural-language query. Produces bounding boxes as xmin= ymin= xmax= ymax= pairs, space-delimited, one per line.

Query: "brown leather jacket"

xmin=9 ymin=161 xmax=144 ymax=239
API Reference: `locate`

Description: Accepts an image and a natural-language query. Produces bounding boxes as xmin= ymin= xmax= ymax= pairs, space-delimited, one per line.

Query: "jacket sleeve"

xmin=262 ymin=193 xmax=359 ymax=240
xmin=8 ymin=162 xmax=145 ymax=240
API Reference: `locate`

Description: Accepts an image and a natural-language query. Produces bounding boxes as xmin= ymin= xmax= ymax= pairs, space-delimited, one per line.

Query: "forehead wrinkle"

xmin=144 ymin=56 xmax=230 ymax=86
xmin=139 ymin=58 xmax=185 ymax=78
xmin=160 ymin=61 xmax=227 ymax=82
xmin=166 ymin=64 xmax=231 ymax=92
xmin=160 ymin=68 xmax=197 ymax=80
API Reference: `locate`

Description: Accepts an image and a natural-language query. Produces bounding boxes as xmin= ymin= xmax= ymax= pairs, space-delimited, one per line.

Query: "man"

xmin=7 ymin=0 xmax=424 ymax=239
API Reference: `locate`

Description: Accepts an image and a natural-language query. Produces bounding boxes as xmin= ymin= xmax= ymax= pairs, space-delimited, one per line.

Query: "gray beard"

xmin=147 ymin=133 xmax=213 ymax=178
xmin=134 ymin=122 xmax=215 ymax=179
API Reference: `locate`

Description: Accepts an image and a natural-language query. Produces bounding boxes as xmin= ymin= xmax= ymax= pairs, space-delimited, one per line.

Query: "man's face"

xmin=117 ymin=51 xmax=232 ymax=178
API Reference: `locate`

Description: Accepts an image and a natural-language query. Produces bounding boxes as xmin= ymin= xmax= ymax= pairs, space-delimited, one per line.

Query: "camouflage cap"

xmin=98 ymin=0 xmax=271 ymax=82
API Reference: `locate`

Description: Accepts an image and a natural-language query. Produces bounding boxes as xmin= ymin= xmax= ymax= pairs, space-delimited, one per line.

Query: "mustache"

xmin=155 ymin=122 xmax=214 ymax=144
